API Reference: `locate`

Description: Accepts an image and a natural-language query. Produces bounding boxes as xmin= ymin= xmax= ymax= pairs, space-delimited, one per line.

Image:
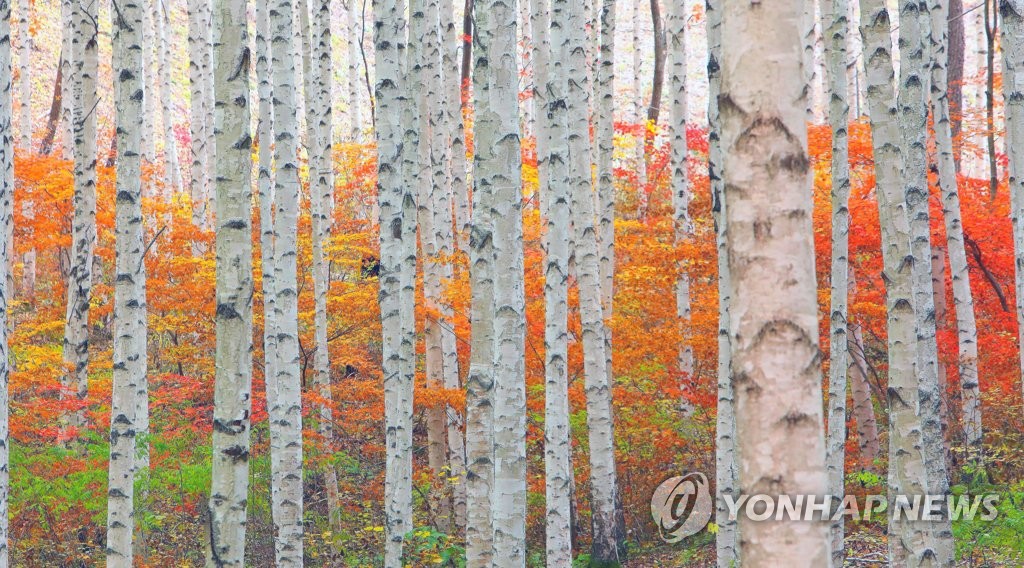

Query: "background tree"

xmin=0 ymin=0 xmax=12 ymax=562
xmin=1003 ymin=0 xmax=1024 ymax=402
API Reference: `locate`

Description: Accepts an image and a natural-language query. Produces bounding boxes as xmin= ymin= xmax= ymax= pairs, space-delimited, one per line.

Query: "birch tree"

xmin=542 ymin=0 xmax=572 ymax=560
xmin=207 ymin=0 xmax=253 ymax=561
xmin=930 ymin=0 xmax=981 ymax=458
xmin=562 ymin=0 xmax=621 ymax=560
xmin=16 ymin=0 xmax=28 ymax=149
xmin=346 ymin=0 xmax=363 ymax=140
xmin=895 ymin=2 xmax=955 ymax=562
xmin=667 ymin=0 xmax=693 ymax=414
xmin=473 ymin=0 xmax=529 ymax=561
xmin=63 ymin=0 xmax=98 ymax=432
xmin=720 ymin=0 xmax=832 ymax=561
xmin=106 ymin=0 xmax=147 ymax=562
xmin=821 ymin=0 xmax=851 ymax=560
xmin=268 ymin=0 xmax=305 ymax=559
xmin=596 ymin=0 xmax=616 ymax=447
xmin=444 ymin=0 xmax=470 ymax=255
xmin=707 ymin=0 xmax=738 ymax=562
xmin=155 ymin=0 xmax=182 ymax=196
xmin=304 ymin=0 xmax=340 ymax=529
xmin=632 ymin=0 xmax=647 ymax=211
xmin=189 ymin=0 xmax=213 ymax=228
xmin=374 ymin=0 xmax=416 ymax=562
xmin=0 ymin=0 xmax=12 ymax=562
xmin=1002 ymin=0 xmax=1024 ymax=403
xmin=859 ymin=0 xmax=951 ymax=561
xmin=17 ymin=0 xmax=32 ymax=293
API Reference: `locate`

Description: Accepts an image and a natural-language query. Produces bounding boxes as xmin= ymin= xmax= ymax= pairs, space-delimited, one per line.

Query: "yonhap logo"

xmin=650 ymin=472 xmax=714 ymax=542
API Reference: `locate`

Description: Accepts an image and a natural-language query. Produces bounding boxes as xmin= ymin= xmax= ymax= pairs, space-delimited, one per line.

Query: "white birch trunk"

xmin=155 ymin=0 xmax=182 ymax=197
xmin=632 ymin=0 xmax=647 ymax=215
xmin=444 ymin=0 xmax=470 ymax=255
xmin=207 ymin=0 xmax=253 ymax=560
xmin=0 ymin=0 xmax=12 ymax=562
xmin=107 ymin=0 xmax=147 ymax=562
xmin=63 ymin=0 xmax=98 ymax=433
xmin=475 ymin=0 xmax=528 ymax=561
xmin=848 ymin=315 xmax=881 ymax=465
xmin=189 ymin=0 xmax=213 ymax=228
xmin=721 ymin=0 xmax=832 ymax=561
xmin=565 ymin=0 xmax=621 ymax=560
xmin=821 ymin=0 xmax=851 ymax=560
xmin=15 ymin=0 xmax=31 ymax=297
xmin=707 ymin=0 xmax=738 ymax=562
xmin=268 ymin=0 xmax=304 ymax=559
xmin=895 ymin=2 xmax=955 ymax=562
xmin=859 ymin=0 xmax=948 ymax=562
xmin=1001 ymin=0 xmax=1024 ymax=405
xmin=346 ymin=0 xmax=364 ymax=140
xmin=542 ymin=0 xmax=572 ymax=561
xmin=931 ymin=0 xmax=981 ymax=455
xmin=141 ymin=0 xmax=156 ymax=163
xmin=16 ymin=0 xmax=29 ymax=149
xmin=374 ymin=0 xmax=416 ymax=562
xmin=668 ymin=0 xmax=693 ymax=415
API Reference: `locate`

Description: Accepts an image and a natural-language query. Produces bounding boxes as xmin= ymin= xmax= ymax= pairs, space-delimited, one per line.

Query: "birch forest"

xmin=2 ymin=0 xmax=1024 ymax=565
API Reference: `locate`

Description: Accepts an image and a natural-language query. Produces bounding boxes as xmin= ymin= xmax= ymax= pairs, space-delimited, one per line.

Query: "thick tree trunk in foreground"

xmin=206 ymin=0 xmax=253 ymax=562
xmin=63 ymin=0 xmax=98 ymax=432
xmin=1002 ymin=0 xmax=1024 ymax=404
xmin=374 ymin=0 xmax=416 ymax=562
xmin=931 ymin=0 xmax=982 ymax=458
xmin=821 ymin=0 xmax=851 ymax=561
xmin=859 ymin=0 xmax=949 ymax=562
xmin=720 ymin=0 xmax=832 ymax=561
xmin=107 ymin=0 xmax=147 ymax=562
xmin=0 ymin=0 xmax=13 ymax=563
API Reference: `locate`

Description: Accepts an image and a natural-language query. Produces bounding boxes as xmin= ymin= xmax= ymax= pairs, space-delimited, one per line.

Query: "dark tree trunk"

xmin=645 ymin=0 xmax=666 ymax=157
xmin=39 ymin=50 xmax=64 ymax=156
xmin=461 ymin=0 xmax=473 ymax=97
xmin=985 ymin=0 xmax=998 ymax=199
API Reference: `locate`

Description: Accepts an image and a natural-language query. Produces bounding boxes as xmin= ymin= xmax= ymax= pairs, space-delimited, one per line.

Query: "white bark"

xmin=346 ymin=0 xmax=364 ymax=140
xmin=859 ymin=0 xmax=948 ymax=563
xmin=16 ymin=0 xmax=29 ymax=149
xmin=707 ymin=0 xmax=737 ymax=562
xmin=821 ymin=0 xmax=851 ymax=560
xmin=374 ymin=0 xmax=416 ymax=562
xmin=444 ymin=0 xmax=469 ymax=255
xmin=63 ymin=0 xmax=98 ymax=433
xmin=207 ymin=0 xmax=253 ymax=560
xmin=632 ymin=0 xmax=647 ymax=214
xmin=931 ymin=0 xmax=981 ymax=454
xmin=474 ymin=0 xmax=528 ymax=562
xmin=141 ymin=0 xmax=156 ymax=163
xmin=895 ymin=1 xmax=954 ymax=562
xmin=107 ymin=0 xmax=147 ymax=562
xmin=155 ymin=0 xmax=182 ymax=196
xmin=189 ymin=0 xmax=213 ymax=228
xmin=305 ymin=0 xmax=340 ymax=529
xmin=564 ymin=0 xmax=621 ymax=560
xmin=542 ymin=0 xmax=572 ymax=561
xmin=268 ymin=0 xmax=304 ymax=560
xmin=720 ymin=0 xmax=832 ymax=561
xmin=0 ymin=0 xmax=12 ymax=562
xmin=1001 ymin=0 xmax=1024 ymax=404
xmin=848 ymin=313 xmax=881 ymax=465
xmin=668 ymin=0 xmax=693 ymax=415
